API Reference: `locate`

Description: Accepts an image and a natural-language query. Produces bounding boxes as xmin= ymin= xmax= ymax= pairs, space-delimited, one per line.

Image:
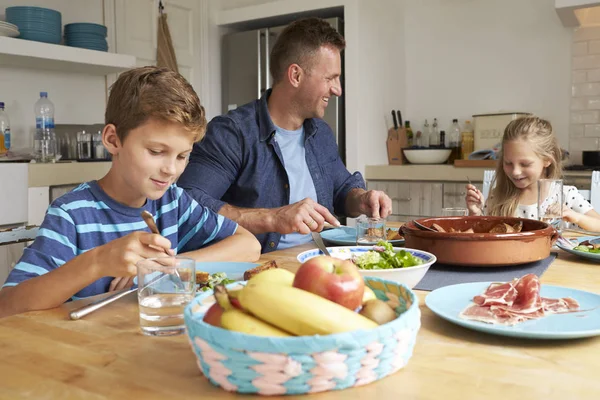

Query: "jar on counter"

xmin=77 ymin=130 xmax=92 ymax=160
xmin=92 ymin=131 xmax=108 ymax=160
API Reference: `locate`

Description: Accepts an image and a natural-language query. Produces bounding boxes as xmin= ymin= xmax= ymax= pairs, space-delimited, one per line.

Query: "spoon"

xmin=311 ymin=231 xmax=331 ymax=256
xmin=413 ymin=220 xmax=437 ymax=232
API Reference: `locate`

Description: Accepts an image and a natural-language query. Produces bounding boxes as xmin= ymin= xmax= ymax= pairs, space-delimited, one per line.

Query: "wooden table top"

xmin=1 ymin=227 xmax=599 ymax=399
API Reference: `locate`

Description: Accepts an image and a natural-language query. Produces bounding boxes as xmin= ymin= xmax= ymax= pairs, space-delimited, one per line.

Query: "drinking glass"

xmin=441 ymin=207 xmax=468 ymax=217
xmin=356 ymin=216 xmax=386 ymax=245
xmin=137 ymin=256 xmax=196 ymax=336
xmin=538 ymin=179 xmax=563 ymax=229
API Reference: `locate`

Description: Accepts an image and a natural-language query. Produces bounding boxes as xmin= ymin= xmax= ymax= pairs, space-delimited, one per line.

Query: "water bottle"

xmin=0 ymin=102 xmax=10 ymax=155
xmin=34 ymin=92 xmax=57 ymax=163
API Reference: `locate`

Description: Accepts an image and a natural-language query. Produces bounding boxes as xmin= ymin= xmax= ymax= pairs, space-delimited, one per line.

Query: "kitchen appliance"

xmin=472 ymin=112 xmax=530 ymax=152
xmin=221 ymin=17 xmax=345 ymax=162
xmin=582 ymin=151 xmax=600 ymax=167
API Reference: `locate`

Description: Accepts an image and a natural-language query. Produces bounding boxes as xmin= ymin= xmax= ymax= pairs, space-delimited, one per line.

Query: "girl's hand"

xmin=465 ymin=184 xmax=485 ymax=216
xmin=562 ymin=206 xmax=581 ymax=224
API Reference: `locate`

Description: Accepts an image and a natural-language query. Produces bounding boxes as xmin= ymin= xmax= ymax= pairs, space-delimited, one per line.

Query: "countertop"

xmin=365 ymin=164 xmax=593 ymax=182
xmin=27 ymin=161 xmax=110 ymax=187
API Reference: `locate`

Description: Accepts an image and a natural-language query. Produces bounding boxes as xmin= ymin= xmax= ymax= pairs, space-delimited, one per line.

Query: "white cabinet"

xmin=367 ymin=179 xmax=482 ymax=219
xmin=114 ymin=0 xmax=202 ymax=88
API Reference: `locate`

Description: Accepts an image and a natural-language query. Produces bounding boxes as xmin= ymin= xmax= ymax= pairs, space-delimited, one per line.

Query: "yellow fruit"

xmin=220 ymin=309 xmax=291 ymax=337
xmin=362 ymin=286 xmax=376 ymax=304
xmin=359 ymin=299 xmax=397 ymax=325
xmin=237 ymin=282 xmax=378 ymax=336
xmin=249 ymin=268 xmax=295 ymax=286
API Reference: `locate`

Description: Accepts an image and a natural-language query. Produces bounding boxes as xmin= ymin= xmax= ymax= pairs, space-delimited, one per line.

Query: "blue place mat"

xmin=414 ymin=253 xmax=557 ymax=291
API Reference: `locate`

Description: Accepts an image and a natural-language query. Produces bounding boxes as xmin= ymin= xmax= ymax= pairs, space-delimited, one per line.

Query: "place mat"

xmin=414 ymin=253 xmax=557 ymax=291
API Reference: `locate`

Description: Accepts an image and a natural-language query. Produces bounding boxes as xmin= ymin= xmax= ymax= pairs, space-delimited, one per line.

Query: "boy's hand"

xmin=465 ymin=184 xmax=485 ymax=216
xmin=108 ymin=276 xmax=135 ymax=292
xmin=96 ymin=232 xmax=174 ymax=279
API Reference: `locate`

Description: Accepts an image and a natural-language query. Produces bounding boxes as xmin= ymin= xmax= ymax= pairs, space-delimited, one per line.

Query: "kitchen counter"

xmin=365 ymin=164 xmax=593 ymax=182
xmin=28 ymin=161 xmax=111 ymax=187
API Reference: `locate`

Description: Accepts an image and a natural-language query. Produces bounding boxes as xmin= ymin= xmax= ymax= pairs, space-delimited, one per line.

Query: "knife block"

xmin=387 ymin=127 xmax=408 ymax=165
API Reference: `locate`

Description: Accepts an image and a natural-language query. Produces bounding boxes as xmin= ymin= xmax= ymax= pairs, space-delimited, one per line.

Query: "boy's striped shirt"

xmin=3 ymin=181 xmax=237 ymax=299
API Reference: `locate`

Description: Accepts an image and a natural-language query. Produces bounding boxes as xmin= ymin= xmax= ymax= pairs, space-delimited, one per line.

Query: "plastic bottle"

xmin=405 ymin=121 xmax=414 ymax=147
xmin=34 ymin=92 xmax=57 ymax=163
xmin=448 ymin=119 xmax=462 ymax=163
xmin=0 ymin=102 xmax=10 ymax=155
xmin=461 ymin=120 xmax=474 ymax=159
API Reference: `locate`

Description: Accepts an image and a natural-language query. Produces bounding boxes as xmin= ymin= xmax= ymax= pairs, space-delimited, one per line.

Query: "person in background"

xmin=178 ymin=17 xmax=392 ymax=253
xmin=465 ymin=116 xmax=600 ymax=231
xmin=0 ymin=66 xmax=261 ymax=318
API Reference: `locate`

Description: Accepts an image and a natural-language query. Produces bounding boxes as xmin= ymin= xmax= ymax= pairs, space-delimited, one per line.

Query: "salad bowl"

xmin=296 ymin=244 xmax=436 ymax=289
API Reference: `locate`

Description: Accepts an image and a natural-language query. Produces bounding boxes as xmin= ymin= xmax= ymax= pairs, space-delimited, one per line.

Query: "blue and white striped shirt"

xmin=3 ymin=181 xmax=237 ymax=300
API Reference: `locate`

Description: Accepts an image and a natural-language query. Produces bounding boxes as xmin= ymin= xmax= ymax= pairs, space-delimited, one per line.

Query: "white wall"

xmin=405 ymin=0 xmax=572 ymax=149
xmin=0 ymin=0 xmax=106 ymax=149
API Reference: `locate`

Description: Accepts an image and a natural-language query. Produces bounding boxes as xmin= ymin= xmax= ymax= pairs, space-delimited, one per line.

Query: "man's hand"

xmin=356 ymin=190 xmax=392 ymax=218
xmin=272 ymin=198 xmax=340 ymax=234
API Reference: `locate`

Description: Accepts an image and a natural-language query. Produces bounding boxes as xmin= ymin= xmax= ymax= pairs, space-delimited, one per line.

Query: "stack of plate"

xmin=64 ymin=23 xmax=108 ymax=52
xmin=0 ymin=21 xmax=19 ymax=38
xmin=5 ymin=6 xmax=61 ymax=44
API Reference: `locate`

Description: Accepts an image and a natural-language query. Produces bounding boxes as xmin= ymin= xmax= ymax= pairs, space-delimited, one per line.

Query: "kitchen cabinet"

xmin=367 ymin=179 xmax=482 ymax=219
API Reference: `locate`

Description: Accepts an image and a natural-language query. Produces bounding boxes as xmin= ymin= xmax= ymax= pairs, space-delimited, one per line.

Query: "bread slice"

xmin=243 ymin=260 xmax=278 ymax=281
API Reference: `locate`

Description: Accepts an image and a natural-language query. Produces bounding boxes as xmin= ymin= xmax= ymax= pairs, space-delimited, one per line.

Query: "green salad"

xmin=353 ymin=241 xmax=424 ymax=270
xmin=574 ymin=245 xmax=600 ymax=254
xmin=199 ymin=272 xmax=236 ymax=292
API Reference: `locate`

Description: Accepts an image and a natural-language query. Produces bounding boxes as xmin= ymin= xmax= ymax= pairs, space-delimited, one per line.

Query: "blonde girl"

xmin=465 ymin=116 xmax=600 ymax=231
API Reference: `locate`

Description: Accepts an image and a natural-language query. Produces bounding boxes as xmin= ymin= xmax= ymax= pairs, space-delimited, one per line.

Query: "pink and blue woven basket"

xmin=184 ymin=277 xmax=420 ymax=396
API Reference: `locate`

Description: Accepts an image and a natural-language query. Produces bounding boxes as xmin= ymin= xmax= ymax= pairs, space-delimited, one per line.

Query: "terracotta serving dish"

xmin=400 ymin=216 xmax=558 ymax=266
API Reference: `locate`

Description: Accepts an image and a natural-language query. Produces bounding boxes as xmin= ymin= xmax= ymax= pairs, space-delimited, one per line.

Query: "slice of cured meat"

xmin=459 ymin=274 xmax=580 ymax=326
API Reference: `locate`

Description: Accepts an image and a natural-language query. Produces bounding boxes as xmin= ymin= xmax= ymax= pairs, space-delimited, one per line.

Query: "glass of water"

xmin=538 ymin=179 xmax=563 ymax=229
xmin=441 ymin=207 xmax=469 ymax=217
xmin=137 ymin=256 xmax=196 ymax=336
xmin=356 ymin=215 xmax=386 ymax=245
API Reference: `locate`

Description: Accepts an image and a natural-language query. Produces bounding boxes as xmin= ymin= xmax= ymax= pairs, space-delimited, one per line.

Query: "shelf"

xmin=0 ymin=36 xmax=136 ymax=75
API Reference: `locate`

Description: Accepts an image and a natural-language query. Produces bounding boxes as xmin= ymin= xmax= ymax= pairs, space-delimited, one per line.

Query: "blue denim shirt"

xmin=178 ymin=90 xmax=366 ymax=253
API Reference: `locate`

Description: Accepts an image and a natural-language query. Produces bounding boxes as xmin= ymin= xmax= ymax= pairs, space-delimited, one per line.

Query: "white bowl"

xmin=296 ymin=246 xmax=436 ymax=289
xmin=403 ymin=148 xmax=452 ymax=164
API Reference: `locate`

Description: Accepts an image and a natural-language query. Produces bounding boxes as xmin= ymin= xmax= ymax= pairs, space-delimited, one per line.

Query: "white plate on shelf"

xmin=0 ymin=24 xmax=19 ymax=37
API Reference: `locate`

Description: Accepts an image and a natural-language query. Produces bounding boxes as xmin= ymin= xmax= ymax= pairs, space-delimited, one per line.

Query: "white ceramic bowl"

xmin=296 ymin=246 xmax=436 ymax=289
xmin=403 ymin=148 xmax=452 ymax=164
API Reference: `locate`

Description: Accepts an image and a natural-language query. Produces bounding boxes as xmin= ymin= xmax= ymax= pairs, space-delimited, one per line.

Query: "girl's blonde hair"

xmin=487 ymin=116 xmax=563 ymax=217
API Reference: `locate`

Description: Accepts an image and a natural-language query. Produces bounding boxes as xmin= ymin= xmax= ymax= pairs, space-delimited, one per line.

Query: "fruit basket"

xmin=184 ymin=277 xmax=420 ymax=395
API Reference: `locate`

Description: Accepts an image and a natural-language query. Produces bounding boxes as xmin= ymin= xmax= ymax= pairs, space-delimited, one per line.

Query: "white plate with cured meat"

xmin=426 ymin=275 xmax=600 ymax=339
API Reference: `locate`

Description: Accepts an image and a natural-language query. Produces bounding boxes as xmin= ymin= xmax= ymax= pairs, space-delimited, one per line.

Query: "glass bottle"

xmin=405 ymin=121 xmax=414 ymax=147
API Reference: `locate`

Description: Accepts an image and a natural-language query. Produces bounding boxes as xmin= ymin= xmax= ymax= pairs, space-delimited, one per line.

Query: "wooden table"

xmin=1 ymin=229 xmax=599 ymax=399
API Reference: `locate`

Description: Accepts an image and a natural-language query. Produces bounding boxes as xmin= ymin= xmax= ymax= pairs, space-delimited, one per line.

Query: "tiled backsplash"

xmin=570 ymin=26 xmax=600 ymax=164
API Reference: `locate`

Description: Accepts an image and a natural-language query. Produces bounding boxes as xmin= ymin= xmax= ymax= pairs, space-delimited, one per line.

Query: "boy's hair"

xmin=487 ymin=116 xmax=563 ymax=217
xmin=105 ymin=66 xmax=207 ymax=142
xmin=269 ymin=17 xmax=346 ymax=86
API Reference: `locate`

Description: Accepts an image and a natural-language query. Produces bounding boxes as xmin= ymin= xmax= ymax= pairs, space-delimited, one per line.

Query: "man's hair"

xmin=269 ymin=17 xmax=346 ymax=85
xmin=105 ymin=66 xmax=207 ymax=142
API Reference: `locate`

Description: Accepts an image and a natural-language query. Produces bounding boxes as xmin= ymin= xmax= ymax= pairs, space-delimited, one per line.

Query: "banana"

xmin=362 ymin=286 xmax=377 ymax=304
xmin=248 ymin=268 xmax=295 ymax=286
xmin=237 ymin=282 xmax=378 ymax=336
xmin=220 ymin=308 xmax=291 ymax=337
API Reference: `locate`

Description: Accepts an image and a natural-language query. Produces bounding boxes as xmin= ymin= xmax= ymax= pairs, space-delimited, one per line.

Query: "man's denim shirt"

xmin=178 ymin=90 xmax=366 ymax=253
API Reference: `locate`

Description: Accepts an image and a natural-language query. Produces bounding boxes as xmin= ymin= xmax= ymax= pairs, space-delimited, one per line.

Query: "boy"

xmin=0 ymin=66 xmax=261 ymax=318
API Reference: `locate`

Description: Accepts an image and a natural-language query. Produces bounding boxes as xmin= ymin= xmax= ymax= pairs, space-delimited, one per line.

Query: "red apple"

xmin=203 ymin=303 xmax=224 ymax=327
xmin=293 ymin=255 xmax=365 ymax=310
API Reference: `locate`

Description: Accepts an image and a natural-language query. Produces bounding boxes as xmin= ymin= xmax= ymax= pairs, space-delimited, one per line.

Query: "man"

xmin=178 ymin=17 xmax=392 ymax=252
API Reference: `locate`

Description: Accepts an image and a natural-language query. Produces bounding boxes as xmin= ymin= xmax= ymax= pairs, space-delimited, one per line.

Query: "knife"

xmin=396 ymin=110 xmax=403 ymax=127
xmin=310 ymin=231 xmax=331 ymax=256
xmin=391 ymin=110 xmax=398 ymax=130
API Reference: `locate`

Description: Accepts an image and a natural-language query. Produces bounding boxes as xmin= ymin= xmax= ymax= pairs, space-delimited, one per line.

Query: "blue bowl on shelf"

xmin=65 ymin=23 xmax=107 ymax=37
